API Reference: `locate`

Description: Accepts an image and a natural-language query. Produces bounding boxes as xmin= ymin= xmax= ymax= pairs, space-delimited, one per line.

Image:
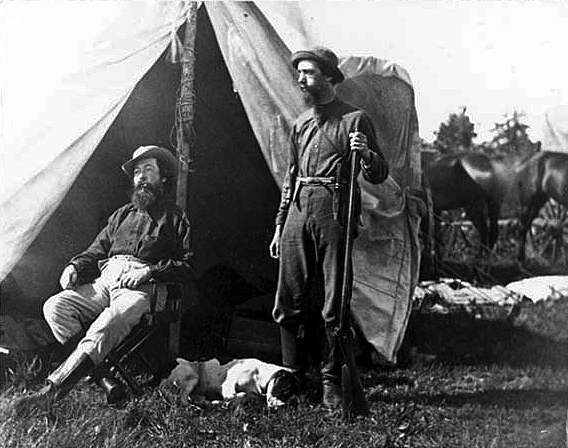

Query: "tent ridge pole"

xmin=175 ymin=2 xmax=198 ymax=212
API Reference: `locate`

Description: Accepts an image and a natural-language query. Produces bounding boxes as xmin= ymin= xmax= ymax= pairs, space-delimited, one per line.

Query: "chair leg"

xmin=167 ymin=294 xmax=182 ymax=362
xmin=168 ymin=320 xmax=181 ymax=362
xmin=102 ymin=282 xmax=186 ymax=396
xmin=106 ymin=353 xmax=143 ymax=396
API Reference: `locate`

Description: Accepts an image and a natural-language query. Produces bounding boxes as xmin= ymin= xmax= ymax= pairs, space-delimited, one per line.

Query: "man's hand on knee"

xmin=59 ymin=264 xmax=78 ymax=290
xmin=118 ymin=266 xmax=152 ymax=289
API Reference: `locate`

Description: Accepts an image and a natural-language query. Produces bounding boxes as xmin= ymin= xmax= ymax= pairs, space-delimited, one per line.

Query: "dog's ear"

xmin=266 ymin=370 xmax=300 ymax=408
xmin=187 ymin=361 xmax=199 ymax=372
xmin=164 ymin=359 xmax=200 ymax=394
xmin=183 ymin=362 xmax=200 ymax=394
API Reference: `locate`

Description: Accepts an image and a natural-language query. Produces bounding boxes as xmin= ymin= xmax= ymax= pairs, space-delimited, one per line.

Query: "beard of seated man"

xmin=131 ymin=180 xmax=164 ymax=210
xmin=163 ymin=358 xmax=301 ymax=408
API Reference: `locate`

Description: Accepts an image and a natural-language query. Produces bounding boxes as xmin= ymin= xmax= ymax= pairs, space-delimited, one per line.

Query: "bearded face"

xmin=131 ymin=180 xmax=163 ymax=210
xmin=301 ymin=82 xmax=326 ymax=107
xmin=131 ymin=157 xmax=165 ymax=210
xmin=297 ymin=59 xmax=331 ymax=107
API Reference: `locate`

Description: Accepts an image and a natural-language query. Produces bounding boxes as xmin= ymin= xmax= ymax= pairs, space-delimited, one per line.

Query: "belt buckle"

xmin=314 ymin=177 xmax=331 ymax=186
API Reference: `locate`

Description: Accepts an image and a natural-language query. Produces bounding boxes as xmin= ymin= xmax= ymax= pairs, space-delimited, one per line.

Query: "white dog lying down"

xmin=162 ymin=358 xmax=299 ymax=407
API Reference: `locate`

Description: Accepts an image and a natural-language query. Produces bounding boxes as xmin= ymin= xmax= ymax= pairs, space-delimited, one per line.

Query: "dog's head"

xmin=265 ymin=369 xmax=301 ymax=408
xmin=163 ymin=358 xmax=200 ymax=395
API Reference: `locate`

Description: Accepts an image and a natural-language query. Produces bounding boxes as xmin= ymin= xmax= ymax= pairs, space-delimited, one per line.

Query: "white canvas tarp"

xmin=0 ymin=1 xmax=422 ymax=363
xmin=543 ymin=105 xmax=568 ymax=153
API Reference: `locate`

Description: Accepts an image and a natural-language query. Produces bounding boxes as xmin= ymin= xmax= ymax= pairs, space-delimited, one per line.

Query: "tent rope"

xmin=175 ymin=2 xmax=198 ymax=212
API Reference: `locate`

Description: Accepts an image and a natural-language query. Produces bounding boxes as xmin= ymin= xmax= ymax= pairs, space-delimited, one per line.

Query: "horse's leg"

xmin=487 ymin=200 xmax=501 ymax=250
xmin=465 ymin=203 xmax=489 ymax=258
xmin=432 ymin=212 xmax=442 ymax=274
xmin=517 ymin=203 xmax=530 ymax=261
xmin=517 ymin=194 xmax=536 ymax=261
xmin=419 ymin=213 xmax=435 ymax=275
xmin=518 ymin=194 xmax=548 ymax=261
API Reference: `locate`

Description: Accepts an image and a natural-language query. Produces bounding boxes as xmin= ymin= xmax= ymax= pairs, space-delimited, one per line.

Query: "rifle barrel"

xmin=340 ymin=149 xmax=359 ymax=329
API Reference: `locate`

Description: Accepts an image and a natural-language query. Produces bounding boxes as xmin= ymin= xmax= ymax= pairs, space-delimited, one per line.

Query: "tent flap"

xmin=543 ymin=105 xmax=568 ymax=152
xmin=205 ymin=2 xmax=304 ymax=185
xmin=0 ymin=1 xmax=193 ymax=283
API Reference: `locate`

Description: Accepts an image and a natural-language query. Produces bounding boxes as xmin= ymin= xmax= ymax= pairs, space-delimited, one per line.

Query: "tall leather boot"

xmin=11 ymin=349 xmax=94 ymax=417
xmin=279 ymin=325 xmax=299 ymax=371
xmin=321 ymin=329 xmax=342 ymax=410
xmin=90 ymin=365 xmax=127 ymax=405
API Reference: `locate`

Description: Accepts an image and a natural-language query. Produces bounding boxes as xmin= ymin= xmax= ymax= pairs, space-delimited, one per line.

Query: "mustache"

xmin=134 ymin=182 xmax=159 ymax=194
xmin=130 ymin=180 xmax=164 ymax=210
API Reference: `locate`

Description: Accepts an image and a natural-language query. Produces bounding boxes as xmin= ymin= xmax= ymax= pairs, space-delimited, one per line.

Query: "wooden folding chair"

xmin=104 ymin=281 xmax=183 ymax=395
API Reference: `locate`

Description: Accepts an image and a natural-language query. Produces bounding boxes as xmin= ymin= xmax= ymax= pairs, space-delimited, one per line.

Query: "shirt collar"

xmin=312 ymin=96 xmax=340 ymax=125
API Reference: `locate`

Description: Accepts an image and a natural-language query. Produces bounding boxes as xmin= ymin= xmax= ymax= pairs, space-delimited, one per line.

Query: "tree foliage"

xmin=486 ymin=111 xmax=537 ymax=158
xmin=433 ymin=107 xmax=477 ymax=154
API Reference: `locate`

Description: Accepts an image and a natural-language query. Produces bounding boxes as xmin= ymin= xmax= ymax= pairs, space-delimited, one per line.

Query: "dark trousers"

xmin=273 ymin=186 xmax=351 ymax=383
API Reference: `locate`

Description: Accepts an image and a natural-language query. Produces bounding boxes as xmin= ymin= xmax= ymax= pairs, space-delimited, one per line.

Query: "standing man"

xmin=269 ymin=47 xmax=389 ymax=410
xmin=12 ymin=145 xmax=195 ymax=415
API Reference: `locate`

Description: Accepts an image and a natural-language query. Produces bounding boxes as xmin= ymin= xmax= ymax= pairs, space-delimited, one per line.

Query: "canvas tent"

xmin=0 ymin=1 xmax=422 ymax=363
xmin=543 ymin=105 xmax=568 ymax=153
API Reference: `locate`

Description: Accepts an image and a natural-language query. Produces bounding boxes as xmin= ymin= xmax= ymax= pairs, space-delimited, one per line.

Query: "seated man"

xmin=12 ymin=145 xmax=195 ymax=415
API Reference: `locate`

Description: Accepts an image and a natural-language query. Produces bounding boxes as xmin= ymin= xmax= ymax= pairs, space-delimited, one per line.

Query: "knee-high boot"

xmin=90 ymin=365 xmax=127 ymax=405
xmin=321 ymin=329 xmax=342 ymax=409
xmin=279 ymin=325 xmax=299 ymax=371
xmin=11 ymin=349 xmax=94 ymax=417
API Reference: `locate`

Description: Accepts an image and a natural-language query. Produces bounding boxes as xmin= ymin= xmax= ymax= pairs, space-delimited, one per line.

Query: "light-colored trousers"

xmin=43 ymin=256 xmax=164 ymax=364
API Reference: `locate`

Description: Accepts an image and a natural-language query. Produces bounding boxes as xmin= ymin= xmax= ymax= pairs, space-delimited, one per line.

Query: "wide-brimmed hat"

xmin=121 ymin=145 xmax=178 ymax=179
xmin=291 ymin=46 xmax=344 ymax=84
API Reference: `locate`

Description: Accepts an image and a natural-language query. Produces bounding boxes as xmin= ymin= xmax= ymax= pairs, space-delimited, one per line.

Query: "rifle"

xmin=338 ymin=147 xmax=370 ymax=419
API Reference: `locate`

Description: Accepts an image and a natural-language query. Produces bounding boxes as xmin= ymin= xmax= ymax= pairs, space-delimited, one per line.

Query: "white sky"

xmin=263 ymin=0 xmax=568 ymax=143
xmin=2 ymin=1 xmax=568 ymax=145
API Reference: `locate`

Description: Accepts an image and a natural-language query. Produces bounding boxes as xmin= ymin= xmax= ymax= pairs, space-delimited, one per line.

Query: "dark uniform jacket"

xmin=69 ymin=201 xmax=195 ymax=283
xmin=275 ymin=97 xmax=389 ymax=227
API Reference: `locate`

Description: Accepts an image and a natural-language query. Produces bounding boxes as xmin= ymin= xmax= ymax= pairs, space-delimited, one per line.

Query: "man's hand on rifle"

xmin=349 ymin=131 xmax=372 ymax=165
xmin=269 ymin=225 xmax=282 ymax=259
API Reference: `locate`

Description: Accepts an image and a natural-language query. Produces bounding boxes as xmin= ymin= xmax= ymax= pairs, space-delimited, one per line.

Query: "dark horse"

xmin=422 ymin=152 xmax=512 ymax=262
xmin=514 ymin=151 xmax=568 ymax=261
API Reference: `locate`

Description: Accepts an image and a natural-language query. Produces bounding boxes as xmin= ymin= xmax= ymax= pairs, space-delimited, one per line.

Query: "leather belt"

xmin=296 ymin=176 xmax=335 ymax=186
xmin=292 ymin=176 xmax=340 ymax=209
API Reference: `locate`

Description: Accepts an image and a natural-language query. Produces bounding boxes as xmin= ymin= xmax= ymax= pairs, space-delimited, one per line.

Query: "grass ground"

xmin=0 ymin=362 xmax=566 ymax=448
xmin=2 ymin=285 xmax=567 ymax=448
xmin=2 ymin=304 xmax=568 ymax=448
